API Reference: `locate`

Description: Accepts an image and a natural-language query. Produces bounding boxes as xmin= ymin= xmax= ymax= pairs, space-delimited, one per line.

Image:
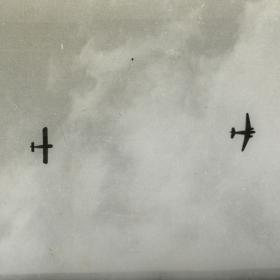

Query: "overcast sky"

xmin=1 ymin=0 xmax=280 ymax=275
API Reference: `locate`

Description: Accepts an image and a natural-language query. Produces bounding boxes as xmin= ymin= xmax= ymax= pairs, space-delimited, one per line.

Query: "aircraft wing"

xmin=43 ymin=127 xmax=48 ymax=146
xmin=43 ymin=148 xmax=48 ymax=164
xmin=241 ymin=134 xmax=250 ymax=151
xmin=245 ymin=113 xmax=252 ymax=130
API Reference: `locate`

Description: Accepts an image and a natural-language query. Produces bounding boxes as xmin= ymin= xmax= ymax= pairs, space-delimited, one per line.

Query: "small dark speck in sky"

xmin=131 ymin=57 xmax=134 ymax=61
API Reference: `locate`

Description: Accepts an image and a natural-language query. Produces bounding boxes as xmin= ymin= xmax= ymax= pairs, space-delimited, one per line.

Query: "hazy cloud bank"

xmin=1 ymin=0 xmax=280 ymax=274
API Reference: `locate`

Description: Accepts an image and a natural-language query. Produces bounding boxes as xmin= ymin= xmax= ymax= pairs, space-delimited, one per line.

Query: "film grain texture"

xmin=0 ymin=0 xmax=280 ymax=276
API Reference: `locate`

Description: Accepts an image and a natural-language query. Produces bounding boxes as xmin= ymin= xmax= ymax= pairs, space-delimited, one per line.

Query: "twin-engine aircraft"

xmin=230 ymin=113 xmax=256 ymax=151
xmin=30 ymin=127 xmax=53 ymax=164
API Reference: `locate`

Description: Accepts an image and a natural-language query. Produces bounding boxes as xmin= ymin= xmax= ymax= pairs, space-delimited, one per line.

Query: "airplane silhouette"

xmin=30 ymin=127 xmax=53 ymax=164
xmin=230 ymin=113 xmax=256 ymax=152
xmin=230 ymin=113 xmax=255 ymax=151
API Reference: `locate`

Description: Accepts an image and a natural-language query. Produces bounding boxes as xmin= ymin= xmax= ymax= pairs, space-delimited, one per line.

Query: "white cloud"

xmin=2 ymin=0 xmax=280 ymax=274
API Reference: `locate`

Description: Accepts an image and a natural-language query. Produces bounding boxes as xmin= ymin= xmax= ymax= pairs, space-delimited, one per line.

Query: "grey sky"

xmin=0 ymin=0 xmax=280 ymax=274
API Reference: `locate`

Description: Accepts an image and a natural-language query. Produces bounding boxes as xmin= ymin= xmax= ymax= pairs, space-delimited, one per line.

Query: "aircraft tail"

xmin=30 ymin=142 xmax=35 ymax=152
xmin=230 ymin=127 xmax=236 ymax=138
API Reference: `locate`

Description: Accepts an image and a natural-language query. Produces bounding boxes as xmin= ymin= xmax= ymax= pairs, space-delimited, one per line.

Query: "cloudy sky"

xmin=1 ymin=0 xmax=280 ymax=275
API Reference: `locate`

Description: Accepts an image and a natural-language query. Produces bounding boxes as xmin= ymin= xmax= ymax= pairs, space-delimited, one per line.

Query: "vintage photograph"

xmin=0 ymin=1 xmax=280 ymax=279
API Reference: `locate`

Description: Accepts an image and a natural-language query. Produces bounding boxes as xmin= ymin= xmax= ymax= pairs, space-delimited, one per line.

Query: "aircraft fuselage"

xmin=34 ymin=144 xmax=53 ymax=149
xmin=235 ymin=130 xmax=255 ymax=136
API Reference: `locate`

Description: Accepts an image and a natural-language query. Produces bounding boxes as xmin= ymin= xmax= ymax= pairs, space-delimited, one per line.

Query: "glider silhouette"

xmin=30 ymin=127 xmax=53 ymax=164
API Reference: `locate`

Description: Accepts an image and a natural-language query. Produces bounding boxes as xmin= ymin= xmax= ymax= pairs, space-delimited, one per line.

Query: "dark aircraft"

xmin=30 ymin=127 xmax=53 ymax=164
xmin=230 ymin=113 xmax=256 ymax=151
